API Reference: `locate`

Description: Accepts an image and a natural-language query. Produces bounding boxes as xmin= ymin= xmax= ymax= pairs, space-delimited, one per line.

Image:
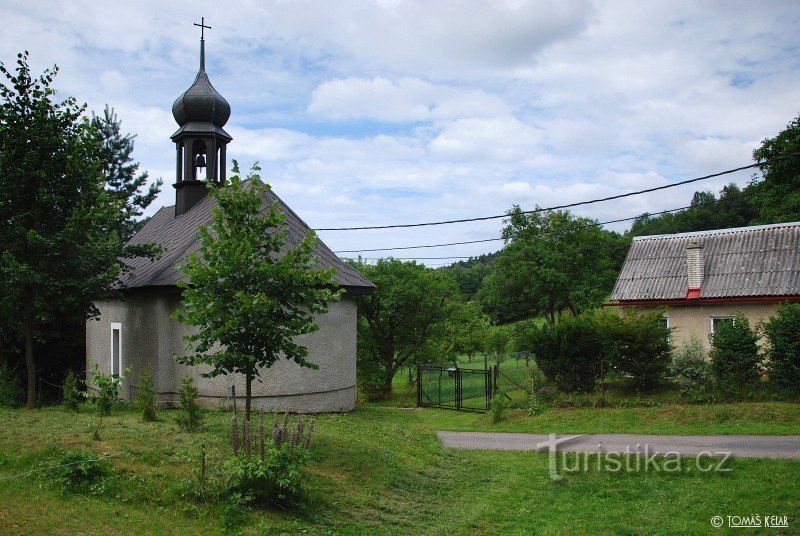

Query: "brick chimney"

xmin=686 ymin=241 xmax=704 ymax=299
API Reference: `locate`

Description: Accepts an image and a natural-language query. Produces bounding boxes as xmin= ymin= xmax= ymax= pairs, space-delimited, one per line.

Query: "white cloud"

xmin=308 ymin=77 xmax=509 ymax=122
xmin=2 ymin=0 xmax=800 ymax=261
xmin=429 ymin=116 xmax=543 ymax=161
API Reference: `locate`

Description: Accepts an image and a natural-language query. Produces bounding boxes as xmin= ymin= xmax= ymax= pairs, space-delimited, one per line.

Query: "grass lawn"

xmin=0 ymin=402 xmax=798 ymax=535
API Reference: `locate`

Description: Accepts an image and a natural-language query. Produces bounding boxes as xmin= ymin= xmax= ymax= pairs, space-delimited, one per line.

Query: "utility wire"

xmin=335 ymin=191 xmax=754 ymax=254
xmin=317 ymin=159 xmax=774 ymax=231
xmin=347 ymin=255 xmax=478 ymax=260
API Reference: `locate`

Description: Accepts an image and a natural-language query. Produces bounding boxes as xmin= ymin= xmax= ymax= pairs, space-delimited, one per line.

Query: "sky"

xmin=2 ymin=0 xmax=800 ymax=266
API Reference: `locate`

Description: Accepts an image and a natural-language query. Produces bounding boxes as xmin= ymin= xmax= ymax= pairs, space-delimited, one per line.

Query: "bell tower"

xmin=171 ymin=18 xmax=232 ymax=216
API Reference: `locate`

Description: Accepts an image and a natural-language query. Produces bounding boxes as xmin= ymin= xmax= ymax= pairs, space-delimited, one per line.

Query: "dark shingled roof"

xmin=611 ymin=222 xmax=800 ymax=302
xmin=122 ymin=181 xmax=374 ymax=293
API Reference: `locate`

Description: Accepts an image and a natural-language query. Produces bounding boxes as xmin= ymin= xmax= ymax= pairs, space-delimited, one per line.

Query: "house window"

xmin=710 ymin=316 xmax=734 ymax=337
xmin=659 ymin=315 xmax=670 ymax=343
xmin=110 ymin=322 xmax=122 ymax=377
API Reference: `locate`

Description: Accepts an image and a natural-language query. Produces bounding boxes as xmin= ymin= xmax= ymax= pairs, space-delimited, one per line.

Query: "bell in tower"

xmin=171 ymin=18 xmax=232 ymax=216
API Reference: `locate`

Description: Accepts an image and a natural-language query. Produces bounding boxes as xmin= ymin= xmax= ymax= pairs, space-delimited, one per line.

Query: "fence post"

xmin=456 ymin=368 xmax=461 ymax=410
xmin=416 ymin=365 xmax=421 ymax=407
xmin=231 ymin=385 xmax=237 ymax=417
xmin=486 ymin=367 xmax=492 ymax=411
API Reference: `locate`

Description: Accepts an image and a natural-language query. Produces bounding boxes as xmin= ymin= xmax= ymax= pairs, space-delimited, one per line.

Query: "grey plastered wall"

xmin=86 ymin=289 xmax=357 ymax=413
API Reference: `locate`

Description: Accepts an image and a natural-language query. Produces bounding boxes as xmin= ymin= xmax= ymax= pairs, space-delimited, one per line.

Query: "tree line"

xmin=353 ymin=113 xmax=800 ymax=398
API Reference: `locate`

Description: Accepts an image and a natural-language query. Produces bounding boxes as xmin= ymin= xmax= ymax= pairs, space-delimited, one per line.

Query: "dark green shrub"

xmin=0 ymin=364 xmax=23 ymax=408
xmin=176 ymin=376 xmax=202 ymax=431
xmin=670 ymin=334 xmax=715 ymax=402
xmin=763 ymin=303 xmax=800 ymax=390
xmin=710 ymin=312 xmax=761 ymax=391
xmin=359 ymin=380 xmax=392 ymax=402
xmin=135 ymin=365 xmax=157 ymax=422
xmin=600 ymin=309 xmax=671 ymax=390
xmin=356 ymin=353 xmax=391 ymax=402
xmin=51 ymin=450 xmax=113 ymax=494
xmin=530 ymin=313 xmax=604 ymax=392
xmin=62 ymin=371 xmax=82 ymax=412
xmin=223 ymin=445 xmax=310 ymax=506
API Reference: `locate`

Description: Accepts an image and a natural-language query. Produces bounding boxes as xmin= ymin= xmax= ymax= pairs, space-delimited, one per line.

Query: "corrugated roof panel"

xmin=611 ymin=222 xmax=800 ymax=301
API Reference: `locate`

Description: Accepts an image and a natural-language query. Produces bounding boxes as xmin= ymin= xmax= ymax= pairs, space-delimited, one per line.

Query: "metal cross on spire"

xmin=194 ymin=17 xmax=211 ymax=71
xmin=194 ymin=17 xmax=211 ymax=40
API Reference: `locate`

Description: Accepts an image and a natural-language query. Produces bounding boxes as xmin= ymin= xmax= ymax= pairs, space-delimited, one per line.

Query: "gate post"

xmin=456 ymin=368 xmax=461 ymax=410
xmin=416 ymin=364 xmax=421 ymax=407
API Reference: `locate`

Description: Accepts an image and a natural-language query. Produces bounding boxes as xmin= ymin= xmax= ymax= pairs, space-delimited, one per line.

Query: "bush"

xmin=763 ymin=303 xmax=800 ymax=390
xmin=489 ymin=391 xmax=507 ymax=423
xmin=670 ymin=334 xmax=714 ymax=401
xmin=135 ymin=365 xmax=157 ymax=422
xmin=710 ymin=312 xmax=761 ymax=391
xmin=600 ymin=310 xmax=671 ymax=390
xmin=0 ymin=363 xmax=23 ymax=408
xmin=62 ymin=371 xmax=82 ymax=412
xmin=176 ymin=376 xmax=202 ymax=431
xmin=223 ymin=446 xmax=310 ymax=506
xmin=225 ymin=412 xmax=313 ymax=506
xmin=530 ymin=313 xmax=604 ymax=392
xmin=359 ymin=381 xmax=392 ymax=402
xmin=87 ymin=364 xmax=127 ymax=415
xmin=50 ymin=450 xmax=113 ymax=494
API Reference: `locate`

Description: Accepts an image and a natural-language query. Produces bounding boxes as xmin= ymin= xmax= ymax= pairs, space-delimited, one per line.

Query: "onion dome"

xmin=172 ymin=69 xmax=230 ymax=128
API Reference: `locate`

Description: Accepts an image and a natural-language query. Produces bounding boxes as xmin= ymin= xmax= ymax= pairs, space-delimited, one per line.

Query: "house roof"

xmin=611 ymin=222 xmax=800 ymax=302
xmin=121 ymin=182 xmax=375 ymax=293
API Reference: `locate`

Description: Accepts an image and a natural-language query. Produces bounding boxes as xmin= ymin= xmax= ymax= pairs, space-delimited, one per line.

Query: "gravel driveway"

xmin=437 ymin=431 xmax=800 ymax=459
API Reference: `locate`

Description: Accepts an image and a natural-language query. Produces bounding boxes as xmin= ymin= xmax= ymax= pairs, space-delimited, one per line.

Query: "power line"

xmin=343 ymin=255 xmax=478 ymax=260
xmin=336 ymin=236 xmax=503 ymax=254
xmin=317 ymin=160 xmax=771 ymax=231
xmin=334 ymin=191 xmax=753 ymax=254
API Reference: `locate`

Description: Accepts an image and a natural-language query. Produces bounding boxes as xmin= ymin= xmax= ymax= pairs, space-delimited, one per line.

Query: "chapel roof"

xmin=121 ymin=182 xmax=375 ymax=294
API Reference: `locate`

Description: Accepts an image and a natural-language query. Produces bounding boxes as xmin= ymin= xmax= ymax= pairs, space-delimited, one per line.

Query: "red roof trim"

xmin=606 ymin=295 xmax=800 ymax=307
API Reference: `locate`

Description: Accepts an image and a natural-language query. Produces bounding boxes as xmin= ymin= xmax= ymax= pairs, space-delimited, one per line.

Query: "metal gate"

xmin=417 ymin=364 xmax=493 ymax=412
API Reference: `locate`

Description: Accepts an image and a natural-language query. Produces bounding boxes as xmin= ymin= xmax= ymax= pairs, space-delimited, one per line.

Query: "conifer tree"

xmin=91 ymin=105 xmax=162 ymax=239
xmin=0 ymin=52 xmax=157 ymax=408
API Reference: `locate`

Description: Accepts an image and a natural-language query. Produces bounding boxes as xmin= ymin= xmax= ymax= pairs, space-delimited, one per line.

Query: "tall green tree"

xmin=174 ymin=167 xmax=341 ymax=421
xmin=478 ymin=207 xmax=625 ymax=324
xmin=350 ymin=258 xmax=461 ymax=398
xmin=751 ymin=113 xmax=800 ymax=223
xmin=420 ymin=300 xmax=492 ymax=364
xmin=91 ymin=105 xmax=162 ymax=240
xmin=0 ymin=52 xmax=154 ymax=408
xmin=629 ymin=183 xmax=757 ymax=237
xmin=445 ymin=260 xmax=494 ymax=301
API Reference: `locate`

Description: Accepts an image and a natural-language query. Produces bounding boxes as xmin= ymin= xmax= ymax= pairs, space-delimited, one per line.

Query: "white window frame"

xmin=110 ymin=322 xmax=122 ymax=377
xmin=709 ymin=316 xmax=734 ymax=337
xmin=659 ymin=315 xmax=670 ymax=343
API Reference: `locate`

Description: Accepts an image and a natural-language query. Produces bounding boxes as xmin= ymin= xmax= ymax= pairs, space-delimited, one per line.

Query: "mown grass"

xmin=0 ymin=403 xmax=798 ymax=534
xmin=417 ymin=401 xmax=800 ymax=436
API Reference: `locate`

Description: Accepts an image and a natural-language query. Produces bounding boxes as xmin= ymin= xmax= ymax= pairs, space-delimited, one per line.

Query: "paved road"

xmin=437 ymin=431 xmax=800 ymax=459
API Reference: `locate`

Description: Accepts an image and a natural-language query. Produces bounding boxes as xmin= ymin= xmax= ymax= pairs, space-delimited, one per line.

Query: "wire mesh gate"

xmin=417 ymin=364 xmax=493 ymax=412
